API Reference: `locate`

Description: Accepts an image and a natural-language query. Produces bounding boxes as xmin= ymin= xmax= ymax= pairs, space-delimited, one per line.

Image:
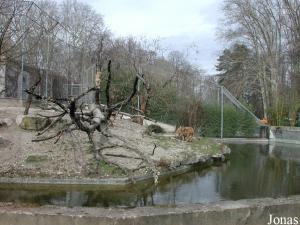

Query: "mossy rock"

xmin=145 ymin=124 xmax=165 ymax=135
xmin=16 ymin=115 xmax=50 ymax=131
xmin=131 ymin=115 xmax=144 ymax=125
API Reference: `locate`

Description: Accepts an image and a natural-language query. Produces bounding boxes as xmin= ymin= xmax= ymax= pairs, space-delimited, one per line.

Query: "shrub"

xmin=200 ymin=103 xmax=257 ymax=138
xmin=145 ymin=124 xmax=165 ymax=135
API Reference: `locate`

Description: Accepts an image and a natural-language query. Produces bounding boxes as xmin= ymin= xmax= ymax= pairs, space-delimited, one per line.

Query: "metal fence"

xmin=150 ymin=75 xmax=266 ymax=138
xmin=201 ymin=77 xmax=264 ymax=138
xmin=0 ymin=1 xmax=95 ymax=101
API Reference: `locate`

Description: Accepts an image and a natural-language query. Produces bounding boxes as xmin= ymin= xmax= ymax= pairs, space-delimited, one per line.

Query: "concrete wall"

xmin=269 ymin=142 xmax=300 ymax=163
xmin=1 ymin=195 xmax=300 ymax=225
xmin=270 ymin=126 xmax=300 ymax=145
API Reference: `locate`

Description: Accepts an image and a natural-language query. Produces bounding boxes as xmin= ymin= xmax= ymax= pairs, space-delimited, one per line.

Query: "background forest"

xmin=1 ymin=0 xmax=299 ymax=138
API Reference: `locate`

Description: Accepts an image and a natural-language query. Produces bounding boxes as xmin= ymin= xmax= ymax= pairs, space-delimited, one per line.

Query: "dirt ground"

xmin=0 ymin=106 xmax=228 ymax=180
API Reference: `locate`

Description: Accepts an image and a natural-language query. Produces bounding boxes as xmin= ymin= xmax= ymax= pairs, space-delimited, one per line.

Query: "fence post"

xmin=220 ymin=86 xmax=224 ymax=139
xmin=19 ymin=41 xmax=24 ymax=100
xmin=137 ymin=67 xmax=141 ymax=115
xmin=45 ymin=33 xmax=50 ymax=98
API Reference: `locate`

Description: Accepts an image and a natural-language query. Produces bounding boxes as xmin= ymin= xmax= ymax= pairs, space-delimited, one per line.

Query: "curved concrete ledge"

xmin=269 ymin=138 xmax=300 ymax=145
xmin=0 ymin=164 xmax=208 ymax=187
xmin=217 ymin=138 xmax=269 ymax=144
xmin=270 ymin=126 xmax=300 ymax=145
xmin=1 ymin=195 xmax=300 ymax=225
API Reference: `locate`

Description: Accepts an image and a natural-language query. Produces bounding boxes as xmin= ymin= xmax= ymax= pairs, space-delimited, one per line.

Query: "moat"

xmin=0 ymin=143 xmax=299 ymax=208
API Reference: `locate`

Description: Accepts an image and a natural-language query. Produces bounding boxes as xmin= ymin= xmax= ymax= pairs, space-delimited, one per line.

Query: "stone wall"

xmin=1 ymin=196 xmax=300 ymax=225
xmin=270 ymin=126 xmax=300 ymax=144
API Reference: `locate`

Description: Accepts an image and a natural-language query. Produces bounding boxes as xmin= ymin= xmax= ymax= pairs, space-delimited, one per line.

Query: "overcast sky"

xmin=78 ymin=0 xmax=224 ymax=74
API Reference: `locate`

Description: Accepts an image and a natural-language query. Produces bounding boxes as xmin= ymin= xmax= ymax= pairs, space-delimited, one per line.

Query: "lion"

xmin=176 ymin=126 xmax=194 ymax=142
xmin=260 ymin=117 xmax=268 ymax=125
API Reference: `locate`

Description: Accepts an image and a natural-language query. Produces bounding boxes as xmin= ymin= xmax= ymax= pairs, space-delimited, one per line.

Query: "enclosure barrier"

xmin=0 ymin=195 xmax=300 ymax=225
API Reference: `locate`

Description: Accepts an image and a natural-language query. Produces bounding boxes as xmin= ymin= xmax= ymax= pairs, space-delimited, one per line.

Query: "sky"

xmin=77 ymin=0 xmax=224 ymax=74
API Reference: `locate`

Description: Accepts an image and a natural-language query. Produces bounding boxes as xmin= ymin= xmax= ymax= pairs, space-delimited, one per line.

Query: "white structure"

xmin=143 ymin=119 xmax=176 ymax=133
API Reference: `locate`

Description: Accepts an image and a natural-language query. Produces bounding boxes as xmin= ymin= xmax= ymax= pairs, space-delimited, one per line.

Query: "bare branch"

xmin=25 ymin=89 xmax=68 ymax=113
xmin=24 ymin=74 xmax=42 ymax=115
xmin=108 ymin=76 xmax=139 ymax=112
xmin=0 ymin=89 xmax=5 ymax=95
xmin=37 ymin=113 xmax=67 ymax=136
xmin=105 ymin=59 xmax=112 ymax=108
xmin=103 ymin=153 xmax=143 ymax=160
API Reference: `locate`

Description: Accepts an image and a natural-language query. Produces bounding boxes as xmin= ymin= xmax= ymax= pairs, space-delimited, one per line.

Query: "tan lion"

xmin=176 ymin=126 xmax=194 ymax=142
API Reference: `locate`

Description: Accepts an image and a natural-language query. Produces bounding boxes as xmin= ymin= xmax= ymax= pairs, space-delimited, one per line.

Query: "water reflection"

xmin=217 ymin=143 xmax=300 ymax=200
xmin=0 ymin=143 xmax=300 ymax=207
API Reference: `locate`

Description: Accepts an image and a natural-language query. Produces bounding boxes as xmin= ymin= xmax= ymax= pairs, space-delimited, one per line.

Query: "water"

xmin=0 ymin=143 xmax=300 ymax=207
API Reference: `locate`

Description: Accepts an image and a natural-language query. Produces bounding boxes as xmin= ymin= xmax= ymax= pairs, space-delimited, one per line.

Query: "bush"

xmin=200 ymin=103 xmax=257 ymax=138
xmin=147 ymin=87 xmax=178 ymax=125
xmin=145 ymin=124 xmax=165 ymax=135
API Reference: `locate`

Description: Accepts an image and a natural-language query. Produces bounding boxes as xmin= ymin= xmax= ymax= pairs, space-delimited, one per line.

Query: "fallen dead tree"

xmin=25 ymin=60 xmax=160 ymax=184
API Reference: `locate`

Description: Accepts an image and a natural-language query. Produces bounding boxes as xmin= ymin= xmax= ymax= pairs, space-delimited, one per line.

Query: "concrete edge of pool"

xmin=0 ymin=195 xmax=300 ymax=225
xmin=0 ymin=149 xmax=231 ymax=188
xmin=0 ymin=163 xmax=211 ymax=187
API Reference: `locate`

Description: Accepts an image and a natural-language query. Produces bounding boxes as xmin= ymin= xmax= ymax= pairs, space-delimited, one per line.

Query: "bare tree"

xmin=220 ymin=0 xmax=289 ymax=119
xmin=25 ymin=59 xmax=160 ymax=183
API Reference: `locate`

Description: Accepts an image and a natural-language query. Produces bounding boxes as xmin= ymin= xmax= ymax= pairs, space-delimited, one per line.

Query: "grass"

xmin=152 ymin=135 xmax=176 ymax=149
xmin=98 ymin=161 xmax=124 ymax=176
xmin=25 ymin=155 xmax=48 ymax=163
xmin=153 ymin=136 xmax=221 ymax=155
xmin=190 ymin=138 xmax=220 ymax=155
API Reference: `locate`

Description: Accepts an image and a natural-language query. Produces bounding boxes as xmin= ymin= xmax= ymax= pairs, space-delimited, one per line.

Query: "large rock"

xmin=0 ymin=118 xmax=13 ymax=127
xmin=131 ymin=115 xmax=144 ymax=125
xmin=16 ymin=115 xmax=50 ymax=131
xmin=0 ymin=135 xmax=10 ymax=147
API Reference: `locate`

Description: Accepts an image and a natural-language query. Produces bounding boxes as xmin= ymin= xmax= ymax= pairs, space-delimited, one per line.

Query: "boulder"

xmin=0 ymin=118 xmax=13 ymax=127
xmin=145 ymin=124 xmax=165 ymax=135
xmin=16 ymin=115 xmax=50 ymax=131
xmin=131 ymin=115 xmax=144 ymax=125
xmin=0 ymin=135 xmax=10 ymax=147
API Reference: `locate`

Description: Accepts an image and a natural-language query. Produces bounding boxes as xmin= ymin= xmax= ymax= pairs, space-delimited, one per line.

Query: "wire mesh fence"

xmin=0 ymin=1 xmax=95 ymax=101
xmin=205 ymin=84 xmax=267 ymax=138
xmin=145 ymin=76 xmax=266 ymax=138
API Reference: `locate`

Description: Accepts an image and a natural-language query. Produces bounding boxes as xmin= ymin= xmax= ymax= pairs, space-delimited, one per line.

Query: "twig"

xmin=37 ymin=113 xmax=67 ymax=136
xmin=25 ymin=89 xmax=68 ymax=113
xmin=54 ymin=130 xmax=64 ymax=144
xmin=103 ymin=153 xmax=143 ymax=160
xmin=107 ymin=76 xmax=139 ymax=115
xmin=152 ymin=144 xmax=157 ymax=156
xmin=32 ymin=130 xmax=64 ymax=142
xmin=74 ymin=86 xmax=98 ymax=102
xmin=108 ymin=134 xmax=160 ymax=184
xmin=0 ymin=88 xmax=5 ymax=95
xmin=37 ymin=112 xmax=65 ymax=118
